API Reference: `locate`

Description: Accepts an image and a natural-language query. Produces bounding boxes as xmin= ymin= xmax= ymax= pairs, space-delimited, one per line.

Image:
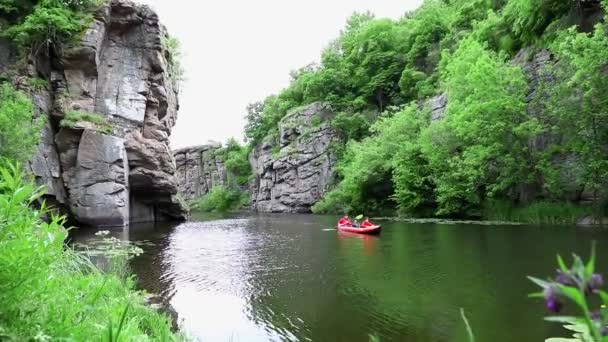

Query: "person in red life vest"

xmin=360 ymin=217 xmax=374 ymax=228
xmin=338 ymin=215 xmax=352 ymax=226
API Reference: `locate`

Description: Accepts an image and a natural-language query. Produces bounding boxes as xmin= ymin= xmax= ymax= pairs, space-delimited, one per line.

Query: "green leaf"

xmin=528 ymin=276 xmax=552 ymax=289
xmin=585 ymin=241 xmax=596 ymax=279
xmin=557 ymin=254 xmax=569 ymax=273
xmin=557 ymin=284 xmax=586 ymax=311
xmin=529 ymin=292 xmax=545 ymax=298
xmin=598 ymin=290 xmax=608 ymax=306
xmin=544 ymin=316 xmax=580 ymax=324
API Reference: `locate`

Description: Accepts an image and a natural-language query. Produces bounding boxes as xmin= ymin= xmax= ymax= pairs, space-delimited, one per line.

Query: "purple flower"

xmin=544 ymin=286 xmax=563 ymax=313
xmin=555 ymin=271 xmax=576 ymax=286
xmin=590 ymin=273 xmax=604 ymax=290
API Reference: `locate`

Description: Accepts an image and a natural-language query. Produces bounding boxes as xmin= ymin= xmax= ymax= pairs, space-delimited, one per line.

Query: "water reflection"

xmin=71 ymin=214 xmax=608 ymax=342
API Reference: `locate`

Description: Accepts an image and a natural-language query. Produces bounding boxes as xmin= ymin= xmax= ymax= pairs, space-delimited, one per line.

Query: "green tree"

xmin=549 ymin=24 xmax=608 ymax=214
xmin=421 ymin=38 xmax=536 ymax=216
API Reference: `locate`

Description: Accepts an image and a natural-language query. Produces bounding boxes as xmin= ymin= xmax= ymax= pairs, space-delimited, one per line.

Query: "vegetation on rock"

xmin=60 ymin=110 xmax=112 ymax=134
xmin=1 ymin=0 xmax=101 ymax=53
xmin=248 ymin=0 xmax=608 ymax=221
xmin=0 ymin=83 xmax=44 ymax=162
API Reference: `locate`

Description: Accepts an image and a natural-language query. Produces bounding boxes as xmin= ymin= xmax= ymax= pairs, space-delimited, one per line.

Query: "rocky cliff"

xmin=249 ymin=102 xmax=337 ymax=213
xmin=174 ymin=144 xmax=229 ymax=202
xmin=6 ymin=0 xmax=187 ymax=226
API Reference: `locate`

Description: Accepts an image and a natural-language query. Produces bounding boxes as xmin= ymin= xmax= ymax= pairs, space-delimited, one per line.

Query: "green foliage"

xmin=313 ymin=105 xmax=425 ymax=215
xmin=483 ymin=200 xmax=592 ymax=224
xmin=331 ymin=111 xmax=372 ymax=142
xmin=60 ymin=110 xmax=112 ymax=134
xmin=422 ymin=38 xmax=535 ymax=216
xmin=25 ymin=76 xmax=48 ymax=91
xmin=193 ymin=185 xmax=244 ymax=213
xmin=3 ymin=0 xmax=101 ymax=52
xmin=0 ymin=83 xmax=44 ymax=161
xmin=253 ymin=0 xmax=608 ymax=221
xmin=0 ymin=161 xmax=180 ymax=341
xmin=223 ymin=138 xmax=252 ymax=186
xmin=502 ymin=0 xmax=573 ymax=47
xmin=161 ymin=33 xmax=184 ymax=87
xmin=547 ymin=24 xmax=608 ymax=213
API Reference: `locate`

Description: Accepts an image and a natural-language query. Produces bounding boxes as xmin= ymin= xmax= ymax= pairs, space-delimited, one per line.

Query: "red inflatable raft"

xmin=337 ymin=224 xmax=381 ymax=234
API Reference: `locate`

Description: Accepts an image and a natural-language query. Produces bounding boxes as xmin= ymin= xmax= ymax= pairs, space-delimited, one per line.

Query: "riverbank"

xmin=365 ymin=201 xmax=604 ymax=226
xmin=0 ymin=164 xmax=182 ymax=341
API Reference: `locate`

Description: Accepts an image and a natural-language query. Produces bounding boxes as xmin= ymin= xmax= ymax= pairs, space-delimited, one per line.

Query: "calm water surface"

xmin=73 ymin=213 xmax=608 ymax=341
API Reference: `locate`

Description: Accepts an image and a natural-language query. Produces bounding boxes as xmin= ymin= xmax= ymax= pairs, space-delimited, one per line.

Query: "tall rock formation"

xmin=249 ymin=102 xmax=337 ymax=213
xmin=174 ymin=144 xmax=229 ymax=202
xmin=6 ymin=0 xmax=187 ymax=226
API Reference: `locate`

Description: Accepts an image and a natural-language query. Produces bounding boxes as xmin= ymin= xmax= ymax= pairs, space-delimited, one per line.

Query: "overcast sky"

xmin=137 ymin=0 xmax=424 ymax=148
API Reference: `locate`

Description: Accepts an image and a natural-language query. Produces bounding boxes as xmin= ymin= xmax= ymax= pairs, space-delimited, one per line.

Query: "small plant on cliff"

xmin=60 ymin=110 xmax=112 ymax=134
xmin=161 ymin=33 xmax=184 ymax=87
xmin=0 ymin=82 xmax=44 ymax=162
xmin=3 ymin=0 xmax=102 ymax=53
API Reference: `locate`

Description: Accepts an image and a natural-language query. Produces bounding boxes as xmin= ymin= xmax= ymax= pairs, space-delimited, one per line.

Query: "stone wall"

xmin=174 ymin=144 xmax=229 ymax=202
xmin=249 ymin=102 xmax=337 ymax=213
xmin=5 ymin=0 xmax=187 ymax=226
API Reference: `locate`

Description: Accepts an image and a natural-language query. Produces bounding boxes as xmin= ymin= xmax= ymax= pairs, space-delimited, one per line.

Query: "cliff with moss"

xmin=0 ymin=0 xmax=187 ymax=226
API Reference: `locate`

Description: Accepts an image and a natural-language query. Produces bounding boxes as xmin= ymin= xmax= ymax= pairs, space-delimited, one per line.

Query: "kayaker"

xmin=361 ymin=217 xmax=374 ymax=228
xmin=338 ymin=215 xmax=352 ymax=226
xmin=353 ymin=214 xmax=364 ymax=228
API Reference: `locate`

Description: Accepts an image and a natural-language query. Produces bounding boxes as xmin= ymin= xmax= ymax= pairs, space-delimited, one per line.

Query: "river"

xmin=72 ymin=213 xmax=608 ymax=341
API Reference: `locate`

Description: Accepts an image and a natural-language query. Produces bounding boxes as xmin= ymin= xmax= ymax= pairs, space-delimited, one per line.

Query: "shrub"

xmin=4 ymin=0 xmax=101 ymax=52
xmin=60 ymin=110 xmax=112 ymax=134
xmin=0 ymin=161 xmax=180 ymax=340
xmin=0 ymin=83 xmax=44 ymax=161
xmin=223 ymin=139 xmax=252 ymax=186
xmin=161 ymin=33 xmax=184 ymax=87
xmin=193 ymin=186 xmax=242 ymax=213
xmin=482 ymin=199 xmax=593 ymax=225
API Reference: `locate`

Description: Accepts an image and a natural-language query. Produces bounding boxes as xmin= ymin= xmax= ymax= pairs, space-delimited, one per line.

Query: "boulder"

xmin=69 ymin=130 xmax=129 ymax=226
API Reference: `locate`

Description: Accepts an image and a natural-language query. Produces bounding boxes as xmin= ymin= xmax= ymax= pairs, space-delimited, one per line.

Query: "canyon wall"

xmin=5 ymin=0 xmax=187 ymax=226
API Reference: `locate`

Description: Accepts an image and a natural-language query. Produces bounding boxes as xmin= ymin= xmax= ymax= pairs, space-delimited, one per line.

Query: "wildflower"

xmin=590 ymin=273 xmax=604 ymax=291
xmin=544 ymin=286 xmax=563 ymax=313
xmin=555 ymin=271 xmax=576 ymax=286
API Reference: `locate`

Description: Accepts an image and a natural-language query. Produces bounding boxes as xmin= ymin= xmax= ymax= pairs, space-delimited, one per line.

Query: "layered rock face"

xmin=174 ymin=144 xmax=229 ymax=202
xmin=249 ymin=102 xmax=337 ymax=213
xmin=12 ymin=0 xmax=187 ymax=226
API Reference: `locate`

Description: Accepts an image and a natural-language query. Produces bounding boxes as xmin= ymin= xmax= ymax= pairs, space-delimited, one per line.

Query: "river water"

xmin=72 ymin=213 xmax=608 ymax=341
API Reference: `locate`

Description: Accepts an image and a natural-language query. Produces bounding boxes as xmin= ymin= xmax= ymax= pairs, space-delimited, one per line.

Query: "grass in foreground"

xmin=0 ymin=162 xmax=182 ymax=341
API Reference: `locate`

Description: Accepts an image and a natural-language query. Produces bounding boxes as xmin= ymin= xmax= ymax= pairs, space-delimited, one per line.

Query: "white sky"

xmin=137 ymin=0 xmax=424 ymax=148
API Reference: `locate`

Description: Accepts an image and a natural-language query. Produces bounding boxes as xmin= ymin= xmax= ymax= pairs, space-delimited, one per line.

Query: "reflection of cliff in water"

xmin=127 ymin=222 xmax=181 ymax=328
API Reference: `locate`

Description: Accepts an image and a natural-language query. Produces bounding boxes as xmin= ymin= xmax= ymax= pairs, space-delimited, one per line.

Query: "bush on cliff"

xmin=0 ymin=161 xmax=181 ymax=340
xmin=193 ymin=185 xmax=243 ymax=213
xmin=0 ymin=83 xmax=44 ymax=162
xmin=2 ymin=0 xmax=101 ymax=52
